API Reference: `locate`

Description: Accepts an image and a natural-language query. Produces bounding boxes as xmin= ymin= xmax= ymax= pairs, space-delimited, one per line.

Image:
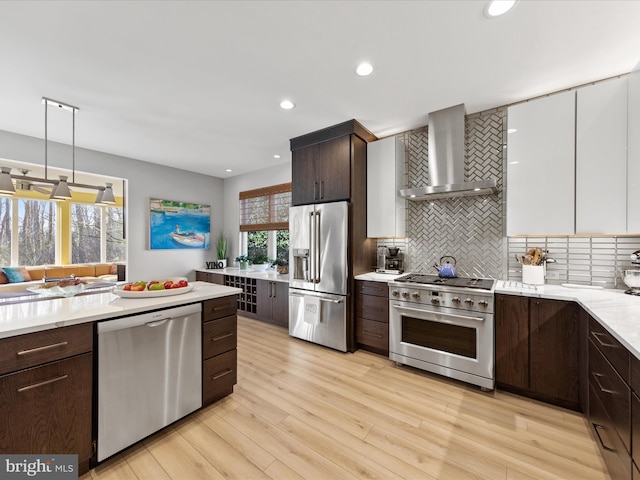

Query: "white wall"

xmin=0 ymin=130 xmax=224 ymax=281
xmin=222 ymin=162 xmax=291 ymax=263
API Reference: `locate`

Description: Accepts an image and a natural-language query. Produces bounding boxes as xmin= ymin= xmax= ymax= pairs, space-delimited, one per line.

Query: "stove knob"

xmin=431 ymin=298 xmax=440 ymax=305
xmin=401 ymin=291 xmax=409 ymax=298
xmin=452 ymin=296 xmax=461 ymax=304
xmin=411 ymin=291 xmax=420 ymax=299
xmin=391 ymin=290 xmax=400 ymax=297
xmin=478 ymin=300 xmax=489 ymax=307
xmin=464 ymin=298 xmax=474 ymax=305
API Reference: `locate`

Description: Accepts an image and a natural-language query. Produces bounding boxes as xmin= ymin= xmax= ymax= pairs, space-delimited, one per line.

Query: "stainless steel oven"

xmin=388 ymin=274 xmax=495 ymax=390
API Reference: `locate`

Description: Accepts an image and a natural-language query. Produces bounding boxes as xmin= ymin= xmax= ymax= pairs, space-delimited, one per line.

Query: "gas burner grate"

xmin=394 ymin=273 xmax=495 ymax=290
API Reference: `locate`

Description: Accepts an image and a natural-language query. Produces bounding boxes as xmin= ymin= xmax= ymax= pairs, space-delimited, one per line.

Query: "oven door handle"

xmin=391 ymin=304 xmax=485 ymax=323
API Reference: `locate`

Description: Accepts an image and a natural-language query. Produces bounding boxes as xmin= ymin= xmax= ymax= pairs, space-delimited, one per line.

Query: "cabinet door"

xmin=367 ymin=136 xmax=406 ymax=238
xmin=530 ymin=299 xmax=579 ymax=408
xmin=255 ymin=278 xmax=273 ymax=320
xmin=576 ymin=77 xmax=628 ymax=233
xmin=629 ymin=63 xmax=640 ymax=233
xmin=315 ymin=136 xmax=351 ymax=203
xmin=507 ymin=92 xmax=575 ymax=235
xmin=271 ymin=282 xmax=289 ymax=327
xmin=0 ymin=354 xmax=93 ymax=469
xmin=495 ymin=294 xmax=529 ymax=390
xmin=292 ymin=144 xmax=318 ymax=205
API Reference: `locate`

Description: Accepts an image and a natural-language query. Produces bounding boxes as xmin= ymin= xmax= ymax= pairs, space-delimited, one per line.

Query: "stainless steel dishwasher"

xmin=97 ymin=303 xmax=202 ymax=462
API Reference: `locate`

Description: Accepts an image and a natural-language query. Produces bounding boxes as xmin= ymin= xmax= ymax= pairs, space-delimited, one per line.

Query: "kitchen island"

xmin=0 ymin=281 xmax=241 ymax=476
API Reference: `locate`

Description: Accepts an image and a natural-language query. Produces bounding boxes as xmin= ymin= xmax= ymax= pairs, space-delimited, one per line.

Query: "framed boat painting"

xmin=149 ymin=198 xmax=211 ymax=249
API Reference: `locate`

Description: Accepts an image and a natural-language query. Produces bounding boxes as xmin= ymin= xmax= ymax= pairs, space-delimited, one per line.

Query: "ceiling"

xmin=1 ymin=1 xmax=640 ymax=179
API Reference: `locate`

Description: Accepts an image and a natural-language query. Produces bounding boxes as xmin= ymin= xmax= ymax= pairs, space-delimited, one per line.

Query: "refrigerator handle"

xmin=309 ymin=211 xmax=315 ymax=282
xmin=315 ymin=211 xmax=321 ymax=283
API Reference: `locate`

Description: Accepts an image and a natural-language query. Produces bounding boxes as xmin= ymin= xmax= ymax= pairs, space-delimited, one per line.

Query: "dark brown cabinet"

xmin=256 ymin=279 xmax=288 ymax=327
xmin=292 ymin=136 xmax=352 ymax=205
xmin=355 ymin=280 xmax=389 ymax=355
xmin=588 ymin=314 xmax=633 ymax=480
xmin=0 ymin=323 xmax=93 ymax=475
xmin=202 ymin=296 xmax=238 ymax=406
xmin=495 ymin=294 xmax=529 ymax=390
xmin=196 ymin=271 xmax=224 ymax=284
xmin=495 ymin=294 xmax=580 ymax=410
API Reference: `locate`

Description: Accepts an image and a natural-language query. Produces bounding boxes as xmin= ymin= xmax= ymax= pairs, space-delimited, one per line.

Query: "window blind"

xmin=239 ymin=182 xmax=291 ymax=232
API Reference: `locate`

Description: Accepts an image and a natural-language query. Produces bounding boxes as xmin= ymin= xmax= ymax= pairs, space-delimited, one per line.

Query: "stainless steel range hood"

xmin=399 ymin=104 xmax=497 ymax=201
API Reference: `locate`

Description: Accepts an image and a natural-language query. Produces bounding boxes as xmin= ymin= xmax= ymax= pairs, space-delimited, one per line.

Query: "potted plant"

xmin=235 ymin=254 xmax=249 ymax=269
xmin=250 ymin=254 xmax=270 ymax=271
xmin=273 ymin=256 xmax=288 ymax=275
xmin=216 ymin=234 xmax=227 ymax=268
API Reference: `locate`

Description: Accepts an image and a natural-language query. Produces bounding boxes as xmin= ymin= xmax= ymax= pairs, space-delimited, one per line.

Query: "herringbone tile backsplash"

xmin=379 ymin=107 xmax=640 ymax=288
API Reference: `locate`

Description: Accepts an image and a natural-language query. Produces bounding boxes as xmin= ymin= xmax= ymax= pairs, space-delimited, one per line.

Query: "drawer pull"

xmin=212 ymin=332 xmax=234 ymax=342
xmin=591 ymin=331 xmax=619 ymax=349
xmin=212 ymin=369 xmax=233 ymax=380
xmin=17 ymin=341 xmax=68 ymax=356
xmin=18 ymin=374 xmax=68 ymax=392
xmin=592 ymin=372 xmax=617 ymax=395
xmin=363 ymin=330 xmax=383 ymax=338
xmin=593 ymin=424 xmax=616 ymax=452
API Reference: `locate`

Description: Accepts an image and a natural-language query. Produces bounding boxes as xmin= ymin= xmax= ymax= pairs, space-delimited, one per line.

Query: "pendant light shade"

xmin=101 ymin=183 xmax=116 ymax=204
xmin=52 ymin=175 xmax=72 ymax=199
xmin=0 ymin=167 xmax=15 ymax=195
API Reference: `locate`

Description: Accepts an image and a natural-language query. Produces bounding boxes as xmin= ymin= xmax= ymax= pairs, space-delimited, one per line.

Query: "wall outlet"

xmin=546 ymin=271 xmax=560 ymax=280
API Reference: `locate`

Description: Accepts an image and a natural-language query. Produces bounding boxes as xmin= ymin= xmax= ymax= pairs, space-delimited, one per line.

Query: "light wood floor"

xmin=81 ymin=315 xmax=611 ymax=480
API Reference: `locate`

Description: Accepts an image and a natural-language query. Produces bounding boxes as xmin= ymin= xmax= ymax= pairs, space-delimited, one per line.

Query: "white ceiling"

xmin=1 ymin=1 xmax=640 ymax=179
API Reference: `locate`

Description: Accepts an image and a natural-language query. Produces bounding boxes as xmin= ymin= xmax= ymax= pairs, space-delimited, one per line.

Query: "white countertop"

xmin=0 ymin=282 xmax=242 ymax=339
xmin=496 ymin=280 xmax=640 ymax=360
xmin=196 ymin=267 xmax=289 ymax=283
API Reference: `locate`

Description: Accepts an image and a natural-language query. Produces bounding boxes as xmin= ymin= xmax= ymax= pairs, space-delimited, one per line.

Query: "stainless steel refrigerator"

xmin=289 ymin=201 xmax=348 ymax=352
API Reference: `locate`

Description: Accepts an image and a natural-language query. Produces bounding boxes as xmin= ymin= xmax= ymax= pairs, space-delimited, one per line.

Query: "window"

xmin=0 ymin=197 xmax=12 ymax=265
xmin=18 ymin=199 xmax=56 ymax=266
xmin=72 ymin=203 xmax=126 ymax=264
xmin=239 ymin=183 xmax=291 ymax=261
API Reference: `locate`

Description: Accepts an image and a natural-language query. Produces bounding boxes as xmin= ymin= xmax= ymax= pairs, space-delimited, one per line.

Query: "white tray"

xmin=27 ymin=283 xmax=87 ymax=297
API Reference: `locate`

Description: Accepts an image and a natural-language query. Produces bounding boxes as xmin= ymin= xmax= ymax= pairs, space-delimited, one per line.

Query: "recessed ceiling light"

xmin=484 ymin=0 xmax=518 ymax=18
xmin=225 ymin=169 xmax=232 ymax=173
xmin=280 ymin=100 xmax=295 ymax=110
xmin=356 ymin=62 xmax=374 ymax=76
xmin=273 ymin=154 xmax=281 ymax=159
xmin=508 ymin=128 xmax=518 ymax=134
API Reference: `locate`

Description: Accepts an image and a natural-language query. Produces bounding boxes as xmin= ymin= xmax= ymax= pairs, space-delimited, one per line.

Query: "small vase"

xmin=239 ymin=261 xmax=249 ymax=270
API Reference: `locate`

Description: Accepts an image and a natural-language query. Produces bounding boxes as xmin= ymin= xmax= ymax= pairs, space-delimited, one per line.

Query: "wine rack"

xmin=224 ymin=275 xmax=257 ymax=314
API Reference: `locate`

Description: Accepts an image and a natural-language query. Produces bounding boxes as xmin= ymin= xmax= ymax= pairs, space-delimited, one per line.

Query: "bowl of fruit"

xmin=113 ymin=278 xmax=194 ymax=298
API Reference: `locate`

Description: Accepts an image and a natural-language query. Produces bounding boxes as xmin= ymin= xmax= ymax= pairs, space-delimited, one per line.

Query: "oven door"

xmin=389 ymin=300 xmax=494 ymax=390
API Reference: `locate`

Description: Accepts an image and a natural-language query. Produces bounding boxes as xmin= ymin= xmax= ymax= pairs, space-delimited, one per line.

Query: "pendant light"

xmin=0 ymin=167 xmax=15 ymax=195
xmin=100 ymin=183 xmax=116 ymax=204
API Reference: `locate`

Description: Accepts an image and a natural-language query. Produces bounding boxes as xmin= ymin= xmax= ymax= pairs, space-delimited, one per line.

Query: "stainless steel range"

xmin=388 ymin=274 xmax=495 ymax=390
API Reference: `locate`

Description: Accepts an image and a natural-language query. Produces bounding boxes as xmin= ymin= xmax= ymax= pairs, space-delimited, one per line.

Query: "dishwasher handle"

xmin=97 ymin=303 xmax=202 ymax=334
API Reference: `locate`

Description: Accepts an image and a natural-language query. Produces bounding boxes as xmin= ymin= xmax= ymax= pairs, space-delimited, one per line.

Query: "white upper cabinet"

xmin=507 ymin=91 xmax=576 ymax=236
xmin=576 ymin=77 xmax=628 ymax=234
xmin=628 ymin=65 xmax=640 ymax=233
xmin=367 ymin=136 xmax=406 ymax=238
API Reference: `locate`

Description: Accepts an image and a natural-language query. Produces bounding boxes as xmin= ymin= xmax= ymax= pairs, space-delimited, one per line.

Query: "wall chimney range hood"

xmin=399 ymin=104 xmax=497 ymax=201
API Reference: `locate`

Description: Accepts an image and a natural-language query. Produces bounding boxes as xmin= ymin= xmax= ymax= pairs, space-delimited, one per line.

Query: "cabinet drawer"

xmin=355 ymin=318 xmax=389 ymax=352
xmin=203 ymin=296 xmax=237 ymax=322
xmin=203 ymin=349 xmax=237 ymax=406
xmin=0 ymin=323 xmax=93 ymax=375
xmin=631 ymin=354 xmax=640 ymax=394
xmin=203 ymin=315 xmax=237 ymax=359
xmin=590 ymin=339 xmax=631 ymax=454
xmin=356 ymin=280 xmax=388 ymax=297
xmin=589 ymin=382 xmax=631 ymax=480
xmin=0 ymin=353 xmax=93 ymax=462
xmin=590 ymin=317 xmax=629 ymax=384
xmin=356 ymin=294 xmax=389 ymax=323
